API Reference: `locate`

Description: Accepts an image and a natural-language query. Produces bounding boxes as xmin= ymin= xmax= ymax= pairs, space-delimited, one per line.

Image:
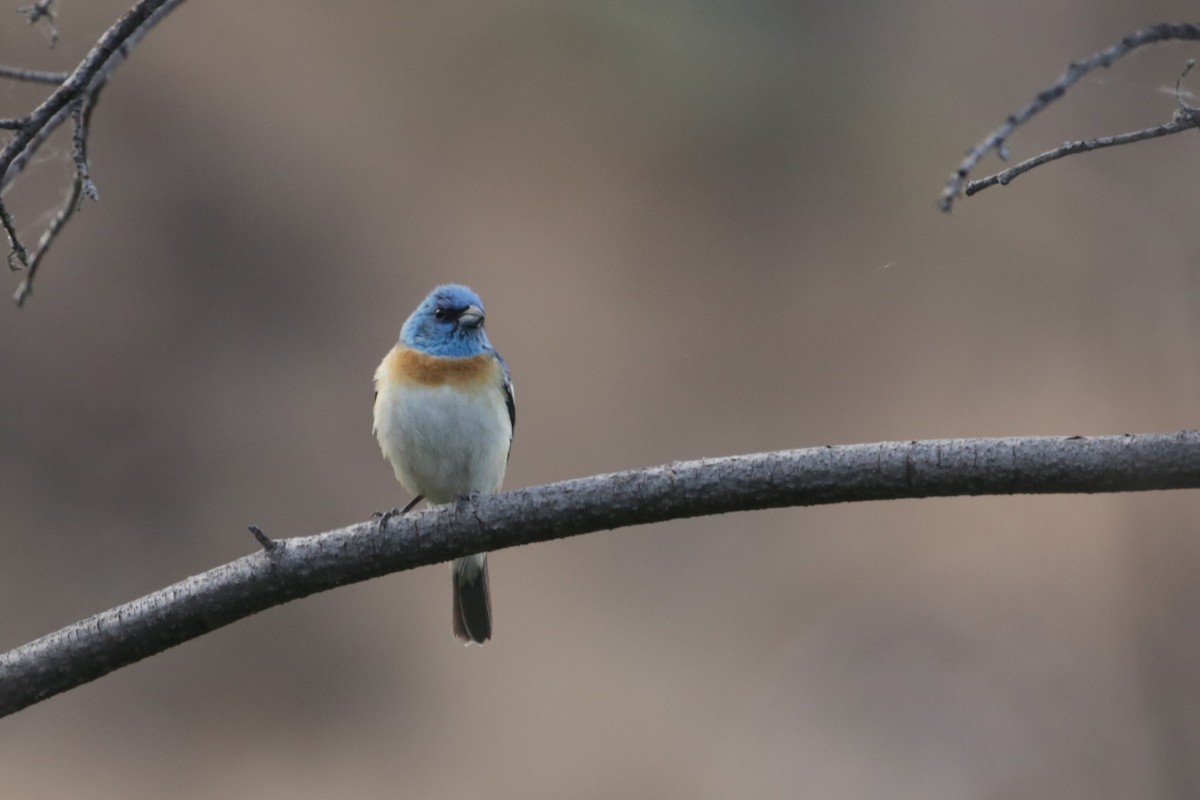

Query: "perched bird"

xmin=372 ymin=284 xmax=514 ymax=644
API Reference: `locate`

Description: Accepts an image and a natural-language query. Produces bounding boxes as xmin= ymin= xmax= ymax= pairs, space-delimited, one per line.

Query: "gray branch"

xmin=3 ymin=431 xmax=1200 ymax=718
xmin=1 ymin=0 xmax=188 ymax=301
xmin=962 ymin=111 xmax=1200 ymax=197
xmin=940 ymin=21 xmax=1200 ymax=211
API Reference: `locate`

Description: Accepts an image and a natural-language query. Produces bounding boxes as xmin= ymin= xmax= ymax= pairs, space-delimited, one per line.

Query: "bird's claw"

xmin=454 ymin=491 xmax=482 ymax=505
xmin=372 ymin=507 xmax=400 ymax=533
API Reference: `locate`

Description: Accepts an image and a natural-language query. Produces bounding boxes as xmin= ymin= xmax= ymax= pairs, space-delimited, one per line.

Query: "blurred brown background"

xmin=1 ymin=1 xmax=1199 ymax=797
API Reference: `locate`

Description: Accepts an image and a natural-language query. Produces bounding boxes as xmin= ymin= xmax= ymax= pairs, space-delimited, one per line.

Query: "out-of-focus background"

xmin=1 ymin=1 xmax=1198 ymax=797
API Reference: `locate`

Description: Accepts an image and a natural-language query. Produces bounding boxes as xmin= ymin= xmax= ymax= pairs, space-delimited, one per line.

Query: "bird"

xmin=372 ymin=284 xmax=514 ymax=644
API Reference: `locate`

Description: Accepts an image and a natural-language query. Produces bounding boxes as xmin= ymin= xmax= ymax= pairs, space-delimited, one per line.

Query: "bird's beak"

xmin=458 ymin=305 xmax=485 ymax=328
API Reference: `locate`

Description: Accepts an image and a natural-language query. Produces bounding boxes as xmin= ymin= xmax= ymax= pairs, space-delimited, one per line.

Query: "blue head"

xmin=400 ymin=284 xmax=493 ymax=357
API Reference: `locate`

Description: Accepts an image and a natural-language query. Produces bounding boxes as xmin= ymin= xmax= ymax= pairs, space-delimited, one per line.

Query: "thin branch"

xmin=0 ymin=203 xmax=28 ymax=269
xmin=14 ymin=168 xmax=86 ymax=304
xmin=3 ymin=431 xmax=1200 ymax=718
xmin=247 ymin=525 xmax=275 ymax=552
xmin=18 ymin=0 xmax=59 ymax=47
xmin=18 ymin=0 xmax=54 ymax=22
xmin=1 ymin=0 xmax=189 ymax=303
xmin=12 ymin=83 xmax=107 ymax=305
xmin=940 ymin=22 xmax=1200 ymax=211
xmin=1177 ymin=58 xmax=1200 ymax=111
xmin=0 ymin=65 xmax=67 ymax=84
xmin=70 ymin=98 xmax=98 ymax=202
xmin=964 ymin=115 xmax=1200 ymax=196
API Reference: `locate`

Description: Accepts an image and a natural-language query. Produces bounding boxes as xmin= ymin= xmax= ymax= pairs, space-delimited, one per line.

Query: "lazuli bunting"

xmin=373 ymin=284 xmax=514 ymax=644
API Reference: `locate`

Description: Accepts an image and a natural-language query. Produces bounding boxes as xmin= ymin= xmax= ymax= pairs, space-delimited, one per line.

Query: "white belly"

xmin=374 ymin=382 xmax=511 ymax=504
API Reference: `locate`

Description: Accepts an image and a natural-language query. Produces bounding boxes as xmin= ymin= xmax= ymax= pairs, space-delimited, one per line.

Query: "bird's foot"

xmin=371 ymin=507 xmax=400 ymax=534
xmin=454 ymin=491 xmax=483 ymax=506
xmin=372 ymin=494 xmax=425 ymax=533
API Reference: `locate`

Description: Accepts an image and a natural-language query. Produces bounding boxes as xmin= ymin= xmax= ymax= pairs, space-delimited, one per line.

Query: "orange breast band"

xmin=383 ymin=346 xmax=496 ymax=388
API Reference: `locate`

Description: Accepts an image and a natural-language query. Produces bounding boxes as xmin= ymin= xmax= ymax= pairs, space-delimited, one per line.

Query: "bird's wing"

xmin=495 ymin=351 xmax=515 ymax=457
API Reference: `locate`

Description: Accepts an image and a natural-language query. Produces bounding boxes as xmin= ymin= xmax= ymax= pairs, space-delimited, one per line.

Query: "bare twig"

xmin=12 ymin=178 xmax=81 ymax=303
xmin=247 ymin=525 xmax=274 ymax=551
xmin=3 ymin=431 xmax=1200 ymax=718
xmin=963 ymin=116 xmax=1200 ymax=196
xmin=17 ymin=0 xmax=54 ymax=21
xmin=70 ymin=98 xmax=98 ymax=202
xmin=0 ymin=203 xmax=28 ymax=269
xmin=963 ymin=60 xmax=1200 ymax=197
xmin=1175 ymin=58 xmax=1199 ymax=114
xmin=0 ymin=64 xmax=67 ymax=84
xmin=941 ymin=22 xmax=1200 ymax=211
xmin=18 ymin=0 xmax=59 ymax=47
xmin=0 ymin=0 xmax=189 ymax=303
xmin=12 ymin=81 xmax=107 ymax=306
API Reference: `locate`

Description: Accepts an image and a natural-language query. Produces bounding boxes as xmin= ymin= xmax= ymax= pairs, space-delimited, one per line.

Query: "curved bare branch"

xmin=3 ymin=431 xmax=1200 ymax=718
xmin=940 ymin=22 xmax=1200 ymax=211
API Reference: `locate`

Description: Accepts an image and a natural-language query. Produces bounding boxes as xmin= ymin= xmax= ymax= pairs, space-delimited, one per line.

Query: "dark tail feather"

xmin=451 ymin=553 xmax=492 ymax=644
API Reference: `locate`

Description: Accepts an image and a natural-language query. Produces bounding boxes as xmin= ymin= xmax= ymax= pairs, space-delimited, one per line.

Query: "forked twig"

xmin=13 ymin=85 xmax=106 ymax=306
xmin=0 ymin=0 xmax=188 ymax=304
xmin=18 ymin=0 xmax=58 ymax=46
xmin=940 ymin=22 xmax=1200 ymax=211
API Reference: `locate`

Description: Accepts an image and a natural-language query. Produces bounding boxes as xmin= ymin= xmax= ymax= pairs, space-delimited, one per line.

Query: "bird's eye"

xmin=433 ymin=307 xmax=446 ymax=320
